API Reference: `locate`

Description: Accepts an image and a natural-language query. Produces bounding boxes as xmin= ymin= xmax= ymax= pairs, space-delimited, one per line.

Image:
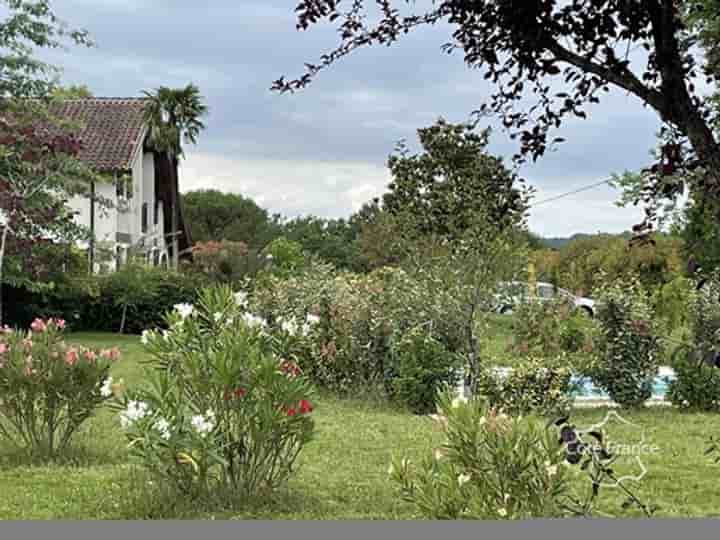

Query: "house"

xmin=52 ymin=98 xmax=192 ymax=272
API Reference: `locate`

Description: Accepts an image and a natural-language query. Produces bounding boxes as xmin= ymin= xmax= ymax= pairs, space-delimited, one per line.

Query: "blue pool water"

xmin=479 ymin=367 xmax=677 ymax=402
xmin=570 ymin=368 xmax=676 ymax=400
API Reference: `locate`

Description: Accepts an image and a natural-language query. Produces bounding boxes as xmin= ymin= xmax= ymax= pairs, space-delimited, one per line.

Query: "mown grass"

xmin=0 ymin=332 xmax=719 ymax=519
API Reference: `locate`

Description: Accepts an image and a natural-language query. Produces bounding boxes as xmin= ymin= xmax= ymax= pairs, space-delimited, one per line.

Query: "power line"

xmin=530 ymin=178 xmax=614 ymax=208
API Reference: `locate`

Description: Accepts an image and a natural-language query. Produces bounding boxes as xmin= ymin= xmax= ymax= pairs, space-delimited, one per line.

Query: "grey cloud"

xmin=41 ymin=0 xmax=662 ymax=235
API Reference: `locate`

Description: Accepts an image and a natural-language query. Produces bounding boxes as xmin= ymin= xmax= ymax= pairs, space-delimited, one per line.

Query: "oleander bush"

xmin=0 ymin=318 xmax=119 ymax=459
xmin=389 ymin=391 xmax=569 ymax=519
xmin=474 ymin=355 xmax=574 ymax=417
xmin=385 ymin=326 xmax=462 ymax=414
xmin=587 ymin=277 xmax=660 ymax=408
xmin=667 ymin=272 xmax=720 ymax=410
xmin=115 ymin=286 xmax=315 ymax=500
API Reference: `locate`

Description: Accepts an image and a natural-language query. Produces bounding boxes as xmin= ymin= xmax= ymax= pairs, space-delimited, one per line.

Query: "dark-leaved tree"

xmin=273 ymin=1 xmax=720 ymax=211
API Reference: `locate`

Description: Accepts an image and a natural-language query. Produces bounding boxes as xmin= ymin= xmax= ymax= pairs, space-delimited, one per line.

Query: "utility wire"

xmin=530 ymin=178 xmax=614 ymax=208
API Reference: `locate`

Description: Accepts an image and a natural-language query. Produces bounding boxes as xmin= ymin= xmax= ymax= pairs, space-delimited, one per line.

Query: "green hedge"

xmin=2 ymin=267 xmax=208 ymax=334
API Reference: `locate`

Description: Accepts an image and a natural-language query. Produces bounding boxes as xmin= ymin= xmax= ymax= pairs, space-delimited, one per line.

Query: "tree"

xmin=274 ymin=1 xmax=720 ymax=215
xmin=282 ymin=215 xmax=363 ymax=271
xmin=383 ymin=119 xmax=528 ymax=241
xmin=50 ymin=84 xmax=94 ymax=99
xmin=143 ymin=84 xmax=208 ymax=270
xmin=182 ymin=189 xmax=281 ymax=249
xmin=0 ymin=115 xmax=99 ymax=325
xmin=0 ymin=0 xmax=91 ymax=99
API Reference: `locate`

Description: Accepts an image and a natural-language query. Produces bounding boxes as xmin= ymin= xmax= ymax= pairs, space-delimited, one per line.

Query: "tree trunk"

xmin=119 ymin=303 xmax=128 ymax=334
xmin=0 ymin=224 xmax=8 ymax=327
xmin=169 ymin=152 xmax=179 ymax=271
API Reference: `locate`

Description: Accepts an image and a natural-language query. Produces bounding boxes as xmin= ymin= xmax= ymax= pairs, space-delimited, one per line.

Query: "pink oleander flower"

xmin=30 ymin=318 xmax=47 ymax=333
xmin=65 ymin=349 xmax=79 ymax=366
xmin=0 ymin=343 xmax=8 ymax=355
xmin=100 ymin=347 xmax=121 ymax=362
xmin=52 ymin=318 xmax=66 ymax=330
xmin=83 ymin=350 xmax=97 ymax=362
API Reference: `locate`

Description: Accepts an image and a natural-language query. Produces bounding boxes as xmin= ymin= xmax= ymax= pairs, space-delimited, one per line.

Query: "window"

xmin=537 ymin=285 xmax=556 ymax=299
xmin=141 ymin=203 xmax=149 ymax=233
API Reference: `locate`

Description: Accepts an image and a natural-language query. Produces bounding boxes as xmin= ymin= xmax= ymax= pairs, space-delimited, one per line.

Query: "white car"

xmin=496 ymin=281 xmax=596 ymax=317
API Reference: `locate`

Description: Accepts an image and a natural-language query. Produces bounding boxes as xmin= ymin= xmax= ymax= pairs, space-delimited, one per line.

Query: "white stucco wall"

xmin=65 ymin=149 xmax=168 ymax=272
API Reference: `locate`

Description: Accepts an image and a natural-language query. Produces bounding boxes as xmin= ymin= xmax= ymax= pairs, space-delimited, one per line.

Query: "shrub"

xmin=252 ymin=264 xmax=467 ymax=397
xmin=474 ymin=355 xmax=574 ymax=416
xmin=389 ymin=391 xmax=569 ymax=519
xmin=0 ymin=318 xmax=119 ymax=458
xmin=667 ymin=273 xmax=720 ymax=410
xmin=511 ymin=297 xmax=593 ymax=357
xmin=588 ymin=277 xmax=660 ymax=407
xmin=385 ymin=326 xmax=462 ymax=414
xmin=653 ymin=276 xmax=694 ymax=335
xmin=115 ymin=286 xmax=315 ymax=500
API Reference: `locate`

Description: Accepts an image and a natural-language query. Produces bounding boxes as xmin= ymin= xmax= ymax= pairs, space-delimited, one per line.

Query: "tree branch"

xmin=546 ymin=40 xmax=665 ymax=114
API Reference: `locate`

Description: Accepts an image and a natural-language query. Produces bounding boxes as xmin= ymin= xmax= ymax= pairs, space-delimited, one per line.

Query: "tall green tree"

xmin=182 ymin=189 xmax=281 ymax=249
xmin=143 ymin=84 xmax=208 ymax=269
xmin=0 ymin=0 xmax=90 ymax=100
xmin=382 ymin=119 xmax=529 ymax=242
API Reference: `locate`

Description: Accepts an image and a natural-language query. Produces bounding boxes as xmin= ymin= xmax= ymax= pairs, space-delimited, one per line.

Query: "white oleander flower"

xmin=120 ymin=400 xmax=149 ymax=428
xmin=153 ymin=418 xmax=171 ymax=440
xmin=234 ymin=291 xmax=248 ymax=307
xmin=100 ymin=377 xmax=113 ymax=398
xmin=241 ymin=313 xmax=267 ymax=329
xmin=191 ymin=410 xmax=216 ymax=437
xmin=174 ymin=303 xmax=194 ymax=320
xmin=306 ymin=314 xmax=320 ymax=326
xmin=140 ymin=330 xmax=152 ymax=345
xmin=497 ymin=508 xmax=508 ymax=517
xmin=457 ymin=473 xmax=471 ymax=487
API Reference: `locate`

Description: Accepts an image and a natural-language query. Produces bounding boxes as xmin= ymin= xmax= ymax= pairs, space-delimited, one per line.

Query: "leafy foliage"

xmin=474 ymin=356 xmax=575 ymax=417
xmin=115 ymin=286 xmax=315 ymax=499
xmin=0 ymin=318 xmax=118 ymax=459
xmin=385 ymin=326 xmax=461 ymax=414
xmin=667 ymin=272 xmax=720 ymax=410
xmin=275 ymin=1 xmax=720 ymax=211
xmin=588 ymin=277 xmax=661 ymax=407
xmin=390 ymin=391 xmax=569 ymax=519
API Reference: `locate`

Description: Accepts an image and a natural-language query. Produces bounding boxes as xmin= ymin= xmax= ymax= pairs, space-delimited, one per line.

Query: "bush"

xmin=251 ymin=264 xmax=466 ymax=397
xmin=588 ymin=277 xmax=660 ymax=408
xmin=667 ymin=273 xmax=720 ymax=410
xmin=115 ymin=286 xmax=315 ymax=500
xmin=0 ymin=318 xmax=119 ymax=458
xmin=474 ymin=355 xmax=574 ymax=416
xmin=511 ymin=297 xmax=593 ymax=357
xmin=3 ymin=266 xmax=207 ymax=335
xmin=389 ymin=391 xmax=569 ymax=519
xmin=385 ymin=326 xmax=462 ymax=414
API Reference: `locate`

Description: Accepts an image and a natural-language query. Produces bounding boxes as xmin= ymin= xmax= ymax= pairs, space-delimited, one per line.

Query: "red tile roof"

xmin=49 ymin=98 xmax=149 ymax=171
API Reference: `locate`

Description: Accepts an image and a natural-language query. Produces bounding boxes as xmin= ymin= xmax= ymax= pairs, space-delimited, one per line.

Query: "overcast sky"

xmin=42 ymin=0 xmax=664 ymax=237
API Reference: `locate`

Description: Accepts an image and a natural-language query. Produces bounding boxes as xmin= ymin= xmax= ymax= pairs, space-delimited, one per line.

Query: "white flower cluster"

xmin=120 ymin=400 xmax=150 ymax=428
xmin=278 ymin=314 xmax=321 ymax=337
xmin=153 ymin=417 xmax=171 ymax=440
xmin=174 ymin=303 xmax=195 ymax=320
xmin=241 ymin=312 xmax=267 ymax=329
xmin=191 ymin=410 xmax=216 ymax=437
xmin=100 ymin=377 xmax=113 ymax=398
xmin=234 ymin=291 xmax=248 ymax=307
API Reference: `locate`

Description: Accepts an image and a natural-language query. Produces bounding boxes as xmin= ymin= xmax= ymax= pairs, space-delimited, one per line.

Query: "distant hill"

xmin=538 ymin=231 xmax=632 ymax=249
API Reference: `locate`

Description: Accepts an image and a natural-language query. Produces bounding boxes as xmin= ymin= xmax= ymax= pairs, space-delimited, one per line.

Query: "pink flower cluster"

xmin=30 ymin=318 xmax=66 ymax=333
xmin=64 ymin=346 xmax=120 ymax=366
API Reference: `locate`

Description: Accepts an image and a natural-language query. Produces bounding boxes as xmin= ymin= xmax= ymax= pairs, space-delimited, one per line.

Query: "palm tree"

xmin=143 ymin=84 xmax=207 ymax=269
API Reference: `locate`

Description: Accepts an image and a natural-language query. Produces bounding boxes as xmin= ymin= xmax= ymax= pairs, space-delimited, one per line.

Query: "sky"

xmin=41 ymin=0 xmax=666 ymax=237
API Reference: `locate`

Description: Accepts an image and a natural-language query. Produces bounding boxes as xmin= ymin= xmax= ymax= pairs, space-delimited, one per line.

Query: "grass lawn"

xmin=0 ymin=332 xmax=719 ymax=519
